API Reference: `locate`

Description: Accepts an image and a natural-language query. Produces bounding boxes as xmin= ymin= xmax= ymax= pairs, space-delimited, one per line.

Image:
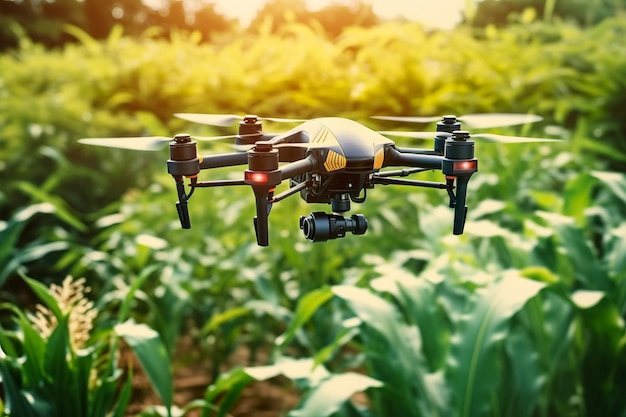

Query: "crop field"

xmin=1 ymin=2 xmax=626 ymax=416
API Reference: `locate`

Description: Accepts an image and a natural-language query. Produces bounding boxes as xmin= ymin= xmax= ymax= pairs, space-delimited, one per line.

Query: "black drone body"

xmin=165 ymin=115 xmax=478 ymax=246
xmin=80 ymin=112 xmax=557 ymax=246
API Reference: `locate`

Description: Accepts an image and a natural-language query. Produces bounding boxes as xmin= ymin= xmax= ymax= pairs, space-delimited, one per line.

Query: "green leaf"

xmin=373 ymin=274 xmax=451 ymax=371
xmin=290 ymin=373 xmax=383 ymax=417
xmin=276 ymin=287 xmax=333 ymax=347
xmin=0 ymin=359 xmax=45 ymax=417
xmin=537 ymin=211 xmax=608 ymax=290
xmin=591 ymin=171 xmax=626 ymax=207
xmin=563 ymin=173 xmax=597 ymax=226
xmin=201 ymin=306 xmax=251 ymax=334
xmin=15 ymin=310 xmax=47 ymax=389
xmin=575 ymin=294 xmax=625 ymax=415
xmin=15 ymin=182 xmax=86 ymax=232
xmin=44 ymin=313 xmax=82 ymax=417
xmin=313 ymin=324 xmax=360 ymax=368
xmin=109 ymin=368 xmax=134 ymax=417
xmin=0 ymin=203 xmax=55 ymax=287
xmin=249 ymin=357 xmax=329 ymax=382
xmin=203 ymin=358 xmax=331 ymax=417
xmin=331 ymin=286 xmax=401 ymax=341
xmin=21 ymin=273 xmax=63 ymax=319
xmin=117 ymin=265 xmax=158 ymax=324
xmin=115 ymin=321 xmax=173 ymax=414
xmin=571 ymin=290 xmax=605 ymax=309
xmin=447 ymin=273 xmax=545 ymax=417
xmin=202 ymin=368 xmax=254 ymax=417
xmin=503 ymin=326 xmax=543 ymax=417
xmin=332 ymin=285 xmax=444 ymax=415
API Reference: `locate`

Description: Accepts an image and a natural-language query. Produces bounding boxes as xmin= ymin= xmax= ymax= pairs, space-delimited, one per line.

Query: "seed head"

xmin=29 ymin=276 xmax=97 ymax=350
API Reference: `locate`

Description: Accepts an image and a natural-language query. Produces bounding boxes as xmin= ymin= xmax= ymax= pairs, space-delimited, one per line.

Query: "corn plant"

xmin=0 ymin=275 xmax=131 ymax=416
xmin=0 ymin=273 xmax=176 ymax=417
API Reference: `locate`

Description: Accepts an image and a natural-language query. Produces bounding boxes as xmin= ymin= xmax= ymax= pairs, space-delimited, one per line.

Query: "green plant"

xmin=0 ymin=273 xmax=176 ymax=417
xmin=0 ymin=274 xmax=132 ymax=416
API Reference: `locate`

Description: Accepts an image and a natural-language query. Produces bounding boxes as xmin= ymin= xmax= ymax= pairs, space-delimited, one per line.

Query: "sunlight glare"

xmin=211 ymin=0 xmax=465 ymax=29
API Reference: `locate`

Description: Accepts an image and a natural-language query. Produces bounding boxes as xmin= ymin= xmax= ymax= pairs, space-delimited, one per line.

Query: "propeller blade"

xmin=78 ymin=133 xmax=251 ymax=151
xmin=263 ymin=117 xmax=307 ymax=123
xmin=78 ymin=136 xmax=171 ymax=151
xmin=471 ymin=133 xmax=561 ymax=143
xmin=457 ymin=113 xmax=543 ymax=129
xmin=379 ymin=131 xmax=561 ymax=143
xmin=378 ymin=131 xmax=441 ymax=139
xmin=373 ymin=113 xmax=543 ymax=129
xmin=372 ymin=115 xmax=441 ymax=124
xmin=272 ymin=142 xmax=329 ymax=149
xmin=174 ymin=113 xmax=245 ymax=126
xmin=174 ymin=113 xmax=306 ymax=126
xmin=193 ymin=134 xmax=260 ymax=141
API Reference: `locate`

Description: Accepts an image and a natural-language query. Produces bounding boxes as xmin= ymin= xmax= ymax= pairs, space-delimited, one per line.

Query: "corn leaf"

xmin=446 ymin=273 xmax=545 ymax=417
xmin=332 ymin=285 xmax=446 ymax=416
xmin=289 ymin=373 xmax=382 ymax=417
xmin=115 ymin=321 xmax=173 ymax=415
xmin=276 ymin=287 xmax=333 ymax=347
xmin=22 ymin=274 xmax=63 ymax=319
xmin=44 ymin=313 xmax=82 ymax=417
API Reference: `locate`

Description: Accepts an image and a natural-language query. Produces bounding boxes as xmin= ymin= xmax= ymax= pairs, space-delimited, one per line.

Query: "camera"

xmin=299 ymin=212 xmax=368 ymax=242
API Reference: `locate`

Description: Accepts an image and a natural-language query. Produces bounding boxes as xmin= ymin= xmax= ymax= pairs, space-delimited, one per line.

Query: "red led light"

xmin=453 ymin=160 xmax=477 ymax=171
xmin=245 ymin=171 xmax=269 ymax=184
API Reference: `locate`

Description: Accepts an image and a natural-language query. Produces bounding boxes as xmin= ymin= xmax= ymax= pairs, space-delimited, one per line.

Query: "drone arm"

xmin=384 ymin=145 xmax=477 ymax=235
xmin=395 ymin=146 xmax=442 ymax=156
xmin=199 ymin=152 xmax=248 ymax=170
xmin=383 ymin=146 xmax=443 ymax=170
xmin=280 ymin=154 xmax=318 ymax=180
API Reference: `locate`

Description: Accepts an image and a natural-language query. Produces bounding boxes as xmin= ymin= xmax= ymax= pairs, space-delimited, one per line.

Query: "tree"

xmin=247 ymin=0 xmax=379 ymax=37
xmin=0 ymin=0 xmax=236 ymax=49
xmin=470 ymin=0 xmax=626 ymax=27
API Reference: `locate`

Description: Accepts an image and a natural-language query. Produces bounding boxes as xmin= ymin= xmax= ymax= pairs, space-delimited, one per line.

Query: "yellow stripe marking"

xmin=373 ymin=148 xmax=385 ymax=169
xmin=324 ymin=150 xmax=347 ymax=172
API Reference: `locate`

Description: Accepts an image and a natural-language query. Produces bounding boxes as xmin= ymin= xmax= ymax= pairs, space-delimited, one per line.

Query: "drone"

xmin=79 ymin=112 xmax=558 ymax=246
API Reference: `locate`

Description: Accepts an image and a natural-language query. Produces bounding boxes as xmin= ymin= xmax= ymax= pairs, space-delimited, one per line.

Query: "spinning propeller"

xmin=77 ymin=133 xmax=259 ymax=151
xmin=174 ymin=113 xmax=306 ymax=127
xmin=376 ymin=114 xmax=559 ymax=144
xmin=379 ymin=130 xmax=560 ymax=143
xmin=372 ymin=113 xmax=543 ymax=129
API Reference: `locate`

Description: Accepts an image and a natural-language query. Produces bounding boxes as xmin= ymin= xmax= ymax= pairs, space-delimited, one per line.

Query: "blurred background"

xmin=1 ymin=1 xmax=626 ymax=416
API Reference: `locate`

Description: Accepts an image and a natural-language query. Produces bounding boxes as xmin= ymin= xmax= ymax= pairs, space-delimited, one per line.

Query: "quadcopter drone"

xmin=79 ymin=113 xmax=558 ymax=246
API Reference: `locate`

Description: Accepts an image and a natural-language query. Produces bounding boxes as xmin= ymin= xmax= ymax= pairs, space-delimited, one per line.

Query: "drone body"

xmin=80 ymin=112 xmax=556 ymax=246
xmin=164 ymin=115 xmax=478 ymax=246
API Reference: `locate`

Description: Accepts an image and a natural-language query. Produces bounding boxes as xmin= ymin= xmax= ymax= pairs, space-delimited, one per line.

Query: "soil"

xmin=123 ymin=337 xmax=299 ymax=417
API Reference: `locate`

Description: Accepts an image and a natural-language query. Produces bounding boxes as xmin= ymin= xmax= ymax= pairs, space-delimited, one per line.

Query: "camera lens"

xmin=300 ymin=212 xmax=368 ymax=242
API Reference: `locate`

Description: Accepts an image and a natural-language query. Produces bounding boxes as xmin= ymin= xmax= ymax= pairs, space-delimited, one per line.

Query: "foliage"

xmin=0 ymin=0 xmax=235 ymax=49
xmin=470 ymin=0 xmax=626 ymax=27
xmin=231 ymin=166 xmax=626 ymax=417
xmin=0 ymin=0 xmax=381 ymax=50
xmin=0 ymin=275 xmax=132 ymax=417
xmin=2 ymin=15 xmax=626 ymax=417
xmin=0 ymin=274 xmax=178 ymax=417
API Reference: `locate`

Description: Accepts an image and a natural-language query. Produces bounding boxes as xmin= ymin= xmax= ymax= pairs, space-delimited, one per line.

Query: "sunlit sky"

xmin=210 ymin=0 xmax=467 ymax=29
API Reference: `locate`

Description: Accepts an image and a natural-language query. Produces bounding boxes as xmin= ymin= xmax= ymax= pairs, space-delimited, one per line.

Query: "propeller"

xmin=174 ymin=113 xmax=307 ymax=127
xmin=78 ymin=133 xmax=259 ymax=151
xmin=372 ymin=113 xmax=543 ymax=129
xmin=378 ymin=131 xmax=561 ymax=143
xmin=271 ymin=142 xmax=329 ymax=149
